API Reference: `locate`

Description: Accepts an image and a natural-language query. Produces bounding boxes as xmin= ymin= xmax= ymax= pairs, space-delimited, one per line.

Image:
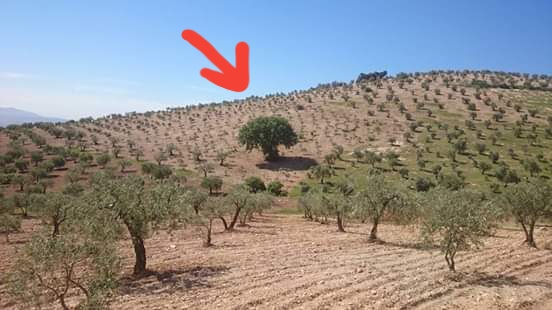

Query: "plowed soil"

xmin=3 ymin=212 xmax=550 ymax=309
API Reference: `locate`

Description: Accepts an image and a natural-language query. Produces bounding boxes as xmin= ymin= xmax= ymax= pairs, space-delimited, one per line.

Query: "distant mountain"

xmin=0 ymin=107 xmax=65 ymax=127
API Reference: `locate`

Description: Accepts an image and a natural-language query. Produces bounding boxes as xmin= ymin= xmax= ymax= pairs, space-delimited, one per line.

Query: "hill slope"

xmin=1 ymin=70 xmax=552 ymax=193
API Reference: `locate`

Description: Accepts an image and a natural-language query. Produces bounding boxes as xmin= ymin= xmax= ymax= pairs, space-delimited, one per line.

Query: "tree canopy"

xmin=238 ymin=116 xmax=298 ymax=161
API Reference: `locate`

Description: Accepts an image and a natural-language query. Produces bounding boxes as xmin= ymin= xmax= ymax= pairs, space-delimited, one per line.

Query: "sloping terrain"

xmin=2 ymin=70 xmax=552 ymax=193
xmin=1 ymin=70 xmax=552 ymax=309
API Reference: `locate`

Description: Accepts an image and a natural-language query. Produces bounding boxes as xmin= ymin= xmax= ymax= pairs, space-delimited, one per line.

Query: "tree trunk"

xmin=131 ymin=235 xmax=147 ymax=276
xmin=526 ymin=221 xmax=537 ymax=248
xmin=204 ymin=219 xmax=213 ymax=247
xmin=52 ymin=222 xmax=60 ymax=237
xmin=336 ymin=212 xmax=345 ymax=232
xmin=219 ymin=216 xmax=228 ymax=230
xmin=445 ymin=251 xmax=455 ymax=272
xmin=227 ymin=207 xmax=241 ymax=230
xmin=520 ymin=221 xmax=537 ymax=248
xmin=369 ymin=217 xmax=379 ymax=240
xmin=58 ymin=295 xmax=69 ymax=310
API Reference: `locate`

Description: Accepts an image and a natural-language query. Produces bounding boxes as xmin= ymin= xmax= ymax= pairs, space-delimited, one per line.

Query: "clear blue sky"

xmin=1 ymin=0 xmax=551 ymax=119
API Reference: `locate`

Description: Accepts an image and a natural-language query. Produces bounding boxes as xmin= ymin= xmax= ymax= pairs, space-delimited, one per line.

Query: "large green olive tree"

xmin=238 ymin=116 xmax=298 ymax=161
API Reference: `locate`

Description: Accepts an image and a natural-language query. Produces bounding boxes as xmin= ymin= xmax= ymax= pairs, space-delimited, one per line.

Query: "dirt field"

xmin=4 ymin=209 xmax=551 ymax=310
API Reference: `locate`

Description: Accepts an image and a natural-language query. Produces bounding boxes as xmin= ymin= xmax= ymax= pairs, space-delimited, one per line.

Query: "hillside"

xmin=1 ymin=70 xmax=552 ymax=310
xmin=2 ymin=70 xmax=552 ymax=193
xmin=0 ymin=107 xmax=65 ymax=127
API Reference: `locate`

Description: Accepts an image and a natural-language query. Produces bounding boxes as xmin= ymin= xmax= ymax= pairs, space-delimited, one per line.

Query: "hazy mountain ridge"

xmin=0 ymin=107 xmax=65 ymax=127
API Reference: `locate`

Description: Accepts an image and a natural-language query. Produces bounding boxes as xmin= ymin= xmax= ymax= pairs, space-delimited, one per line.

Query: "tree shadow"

xmin=228 ymin=229 xmax=278 ymax=236
xmin=466 ymin=272 xmax=552 ymax=288
xmin=256 ymin=156 xmax=318 ymax=171
xmin=373 ymin=239 xmax=440 ymax=250
xmin=119 ymin=265 xmax=229 ymax=296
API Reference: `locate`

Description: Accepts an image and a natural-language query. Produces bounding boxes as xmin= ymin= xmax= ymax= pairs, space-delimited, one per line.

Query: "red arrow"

xmin=181 ymin=29 xmax=249 ymax=92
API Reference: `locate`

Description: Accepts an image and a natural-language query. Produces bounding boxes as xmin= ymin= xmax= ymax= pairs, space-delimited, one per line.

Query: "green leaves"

xmin=7 ymin=232 xmax=120 ymax=309
xmin=238 ymin=116 xmax=298 ymax=161
xmin=501 ymin=179 xmax=552 ymax=247
xmin=420 ymin=188 xmax=498 ymax=271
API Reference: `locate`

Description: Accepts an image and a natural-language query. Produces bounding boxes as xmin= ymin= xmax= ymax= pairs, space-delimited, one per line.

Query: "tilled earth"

xmin=2 ymin=214 xmax=552 ymax=309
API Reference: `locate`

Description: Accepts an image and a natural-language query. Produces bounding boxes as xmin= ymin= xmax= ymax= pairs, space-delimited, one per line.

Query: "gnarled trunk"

xmin=227 ymin=207 xmax=242 ymax=230
xmin=521 ymin=221 xmax=537 ymax=248
xmin=204 ymin=219 xmax=213 ymax=247
xmin=336 ymin=212 xmax=345 ymax=232
xmin=219 ymin=216 xmax=228 ymax=230
xmin=131 ymin=235 xmax=147 ymax=276
xmin=369 ymin=217 xmax=379 ymax=240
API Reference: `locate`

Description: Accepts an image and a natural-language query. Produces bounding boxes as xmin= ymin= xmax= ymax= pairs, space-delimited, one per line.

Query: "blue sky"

xmin=1 ymin=0 xmax=551 ymax=119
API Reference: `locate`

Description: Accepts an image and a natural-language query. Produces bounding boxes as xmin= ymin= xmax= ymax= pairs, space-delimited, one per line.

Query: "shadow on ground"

xmin=256 ymin=156 xmax=318 ymax=171
xmin=119 ymin=265 xmax=229 ymax=296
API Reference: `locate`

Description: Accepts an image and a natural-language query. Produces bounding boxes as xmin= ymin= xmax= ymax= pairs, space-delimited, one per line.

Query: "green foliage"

xmin=31 ymin=193 xmax=78 ymax=237
xmin=501 ymin=179 xmax=552 ymax=247
xmin=309 ymin=164 xmax=333 ymax=184
xmin=437 ymin=173 xmax=464 ymax=191
xmin=142 ymin=162 xmax=172 ymax=180
xmin=244 ymin=176 xmax=266 ymax=193
xmin=14 ymin=159 xmax=29 ymax=172
xmin=87 ymin=173 xmax=189 ymax=275
xmin=224 ymin=186 xmax=252 ymax=230
xmin=0 ymin=194 xmax=21 ymax=243
xmin=191 ymin=196 xmax=224 ymax=246
xmin=52 ymin=156 xmax=66 ymax=169
xmin=415 ymin=176 xmax=435 ymax=192
xmin=238 ymin=116 xmax=298 ymax=161
xmin=201 ymin=176 xmax=223 ymax=195
xmin=353 ymin=174 xmax=416 ymax=240
xmin=267 ymin=181 xmax=285 ymax=196
xmin=238 ymin=192 xmax=273 ymax=226
xmin=7 ymin=232 xmax=119 ymax=310
xmin=30 ymin=151 xmax=44 ymax=166
xmin=421 ymin=188 xmax=498 ymax=271
xmin=216 ymin=149 xmax=231 ymax=166
xmin=96 ymin=153 xmax=111 ymax=168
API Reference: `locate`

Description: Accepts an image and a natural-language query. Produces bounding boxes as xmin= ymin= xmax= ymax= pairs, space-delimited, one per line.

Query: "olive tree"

xmin=244 ymin=176 xmax=266 ymax=193
xmin=31 ymin=193 xmax=77 ymax=237
xmin=238 ymin=116 xmax=298 ymax=161
xmin=201 ymin=176 xmax=223 ymax=195
xmin=224 ymin=187 xmax=251 ymax=230
xmin=7 ymin=230 xmax=119 ymax=309
xmin=88 ymin=173 xmax=187 ymax=275
xmin=0 ymin=192 xmax=21 ymax=243
xmin=501 ymin=179 xmax=552 ymax=248
xmin=353 ymin=174 xmax=415 ymax=241
xmin=310 ymin=164 xmax=333 ymax=184
xmin=192 ymin=196 xmax=225 ymax=247
xmin=421 ymin=188 xmax=498 ymax=271
xmin=238 ymin=192 xmax=272 ymax=226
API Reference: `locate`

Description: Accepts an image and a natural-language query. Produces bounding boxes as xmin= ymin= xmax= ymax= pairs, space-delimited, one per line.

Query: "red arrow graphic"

xmin=181 ymin=29 xmax=249 ymax=92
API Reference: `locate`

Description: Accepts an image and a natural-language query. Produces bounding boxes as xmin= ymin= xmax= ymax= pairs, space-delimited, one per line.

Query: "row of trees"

xmin=2 ymin=171 xmax=275 ymax=309
xmin=299 ymin=173 xmax=552 ymax=272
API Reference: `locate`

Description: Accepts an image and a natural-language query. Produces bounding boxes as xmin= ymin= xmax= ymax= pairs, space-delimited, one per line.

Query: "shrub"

xmin=267 ymin=181 xmax=285 ymax=196
xmin=415 ymin=176 xmax=435 ymax=192
xmin=244 ymin=176 xmax=266 ymax=193
xmin=96 ymin=153 xmax=111 ymax=168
